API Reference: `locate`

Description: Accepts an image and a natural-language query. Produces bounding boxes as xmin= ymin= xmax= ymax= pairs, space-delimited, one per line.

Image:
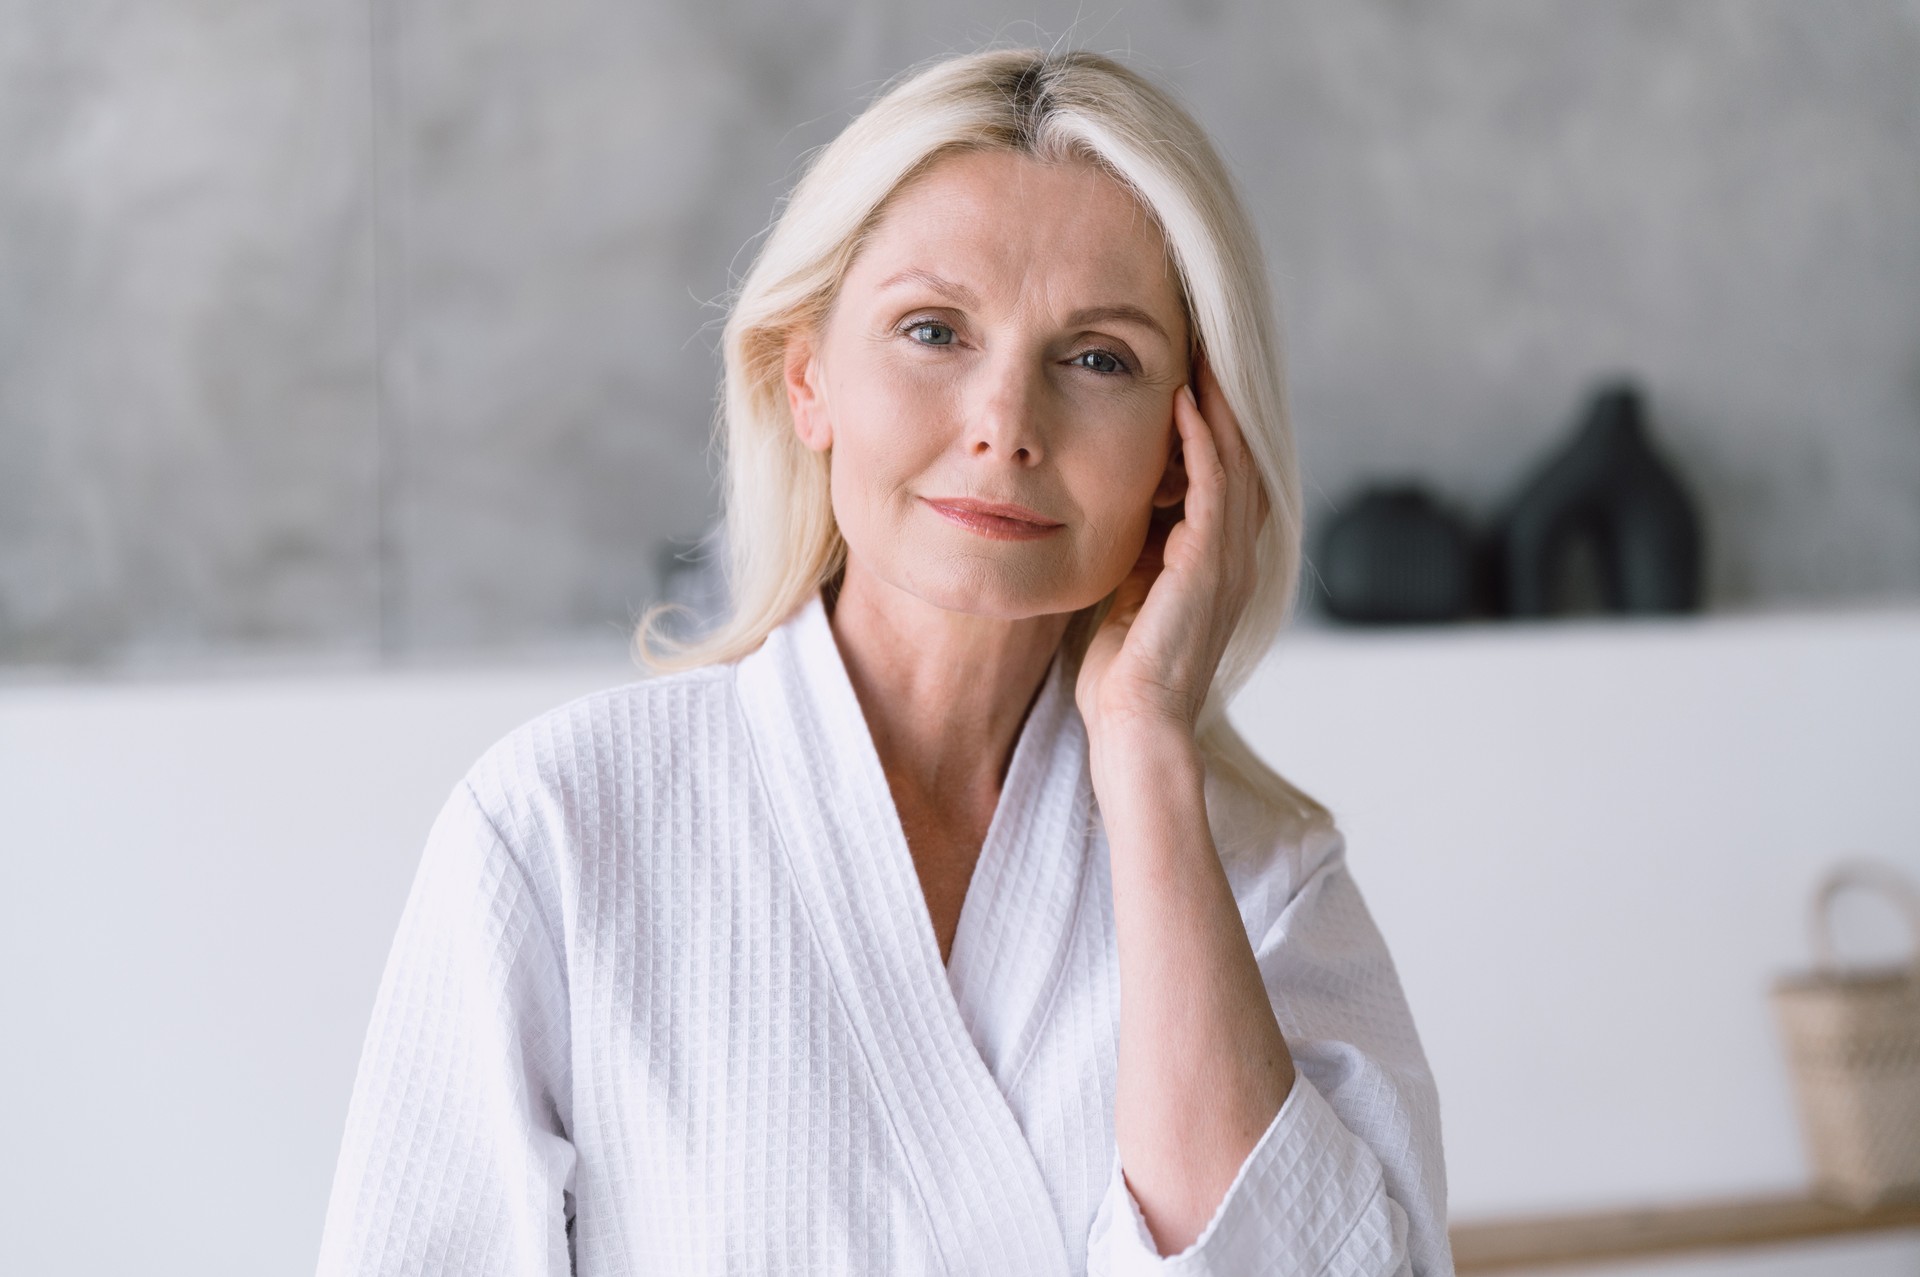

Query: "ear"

xmin=1152 ymin=404 xmax=1189 ymax=509
xmin=783 ymin=330 xmax=832 ymax=453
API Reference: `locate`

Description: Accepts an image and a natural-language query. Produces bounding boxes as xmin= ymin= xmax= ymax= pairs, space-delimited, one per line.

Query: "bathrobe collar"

xmin=735 ymin=592 xmax=1089 ymax=1276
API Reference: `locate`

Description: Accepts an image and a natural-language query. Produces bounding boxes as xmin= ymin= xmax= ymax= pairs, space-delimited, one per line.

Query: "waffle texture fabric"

xmin=317 ymin=592 xmax=1452 ymax=1275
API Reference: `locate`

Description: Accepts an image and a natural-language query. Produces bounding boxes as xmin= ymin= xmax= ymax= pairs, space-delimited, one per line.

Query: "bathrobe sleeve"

xmin=1091 ymin=826 xmax=1452 ymax=1277
xmin=316 ymin=779 xmax=578 ymax=1276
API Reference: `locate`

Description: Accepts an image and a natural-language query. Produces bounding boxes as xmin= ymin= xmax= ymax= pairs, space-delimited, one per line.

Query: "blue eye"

xmin=904 ymin=320 xmax=955 ymax=346
xmin=1074 ymin=349 xmax=1129 ymax=376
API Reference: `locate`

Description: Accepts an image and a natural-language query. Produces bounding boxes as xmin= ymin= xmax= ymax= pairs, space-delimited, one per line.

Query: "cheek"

xmin=1057 ymin=412 xmax=1171 ymax=570
xmin=824 ymin=362 xmax=955 ymax=535
xmin=1071 ymin=409 xmax=1171 ymax=511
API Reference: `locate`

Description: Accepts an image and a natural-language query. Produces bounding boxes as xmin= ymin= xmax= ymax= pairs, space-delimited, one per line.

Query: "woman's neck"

xmin=826 ymin=562 xmax=1069 ymax=805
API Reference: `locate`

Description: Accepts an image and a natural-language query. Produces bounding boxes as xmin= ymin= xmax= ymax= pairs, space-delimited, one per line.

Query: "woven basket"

xmin=1771 ymin=857 xmax=1920 ymax=1209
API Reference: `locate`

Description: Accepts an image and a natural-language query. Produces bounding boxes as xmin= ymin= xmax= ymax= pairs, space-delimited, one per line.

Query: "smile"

xmin=921 ymin=497 xmax=1065 ymax=542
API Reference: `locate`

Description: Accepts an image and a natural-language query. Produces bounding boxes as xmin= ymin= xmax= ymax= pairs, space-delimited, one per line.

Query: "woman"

xmin=318 ymin=47 xmax=1450 ymax=1276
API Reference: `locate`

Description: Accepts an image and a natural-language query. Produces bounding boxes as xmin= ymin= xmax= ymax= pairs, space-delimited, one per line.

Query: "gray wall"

xmin=4 ymin=1 xmax=1917 ymax=669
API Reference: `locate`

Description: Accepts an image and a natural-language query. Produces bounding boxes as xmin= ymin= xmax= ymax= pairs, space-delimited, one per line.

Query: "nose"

xmin=966 ymin=350 xmax=1047 ymax=466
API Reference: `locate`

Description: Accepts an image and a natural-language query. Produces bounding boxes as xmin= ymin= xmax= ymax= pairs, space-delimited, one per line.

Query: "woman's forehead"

xmin=847 ymin=149 xmax=1185 ymax=323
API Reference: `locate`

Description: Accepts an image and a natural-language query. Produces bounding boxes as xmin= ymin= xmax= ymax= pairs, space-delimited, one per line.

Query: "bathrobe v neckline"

xmin=734 ymin=593 xmax=1091 ymax=1275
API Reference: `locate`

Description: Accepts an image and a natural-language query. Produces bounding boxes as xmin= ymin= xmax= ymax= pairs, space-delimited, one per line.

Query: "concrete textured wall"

xmin=4 ymin=1 xmax=1917 ymax=669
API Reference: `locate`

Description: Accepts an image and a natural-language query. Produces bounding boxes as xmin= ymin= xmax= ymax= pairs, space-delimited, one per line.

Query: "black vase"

xmin=1489 ymin=380 xmax=1704 ymax=617
xmin=1316 ymin=485 xmax=1477 ymax=624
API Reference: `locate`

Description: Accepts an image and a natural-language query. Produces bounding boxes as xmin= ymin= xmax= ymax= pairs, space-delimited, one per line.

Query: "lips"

xmin=921 ymin=496 xmax=1064 ymax=542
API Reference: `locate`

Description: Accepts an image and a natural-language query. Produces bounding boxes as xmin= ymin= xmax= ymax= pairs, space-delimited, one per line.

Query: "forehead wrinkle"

xmin=861 ymin=157 xmax=1183 ymax=344
xmin=874 ymin=266 xmax=983 ymax=309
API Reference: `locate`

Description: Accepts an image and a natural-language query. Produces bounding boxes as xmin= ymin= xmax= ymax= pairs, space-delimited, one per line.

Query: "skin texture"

xmin=781 ymin=146 xmax=1295 ymax=1257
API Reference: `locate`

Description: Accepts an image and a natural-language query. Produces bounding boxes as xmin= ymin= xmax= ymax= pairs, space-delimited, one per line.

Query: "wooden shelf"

xmin=1451 ymin=1192 xmax=1920 ymax=1273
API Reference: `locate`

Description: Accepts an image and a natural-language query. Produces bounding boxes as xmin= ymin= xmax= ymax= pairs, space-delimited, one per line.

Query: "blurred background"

xmin=2 ymin=2 xmax=1917 ymax=1274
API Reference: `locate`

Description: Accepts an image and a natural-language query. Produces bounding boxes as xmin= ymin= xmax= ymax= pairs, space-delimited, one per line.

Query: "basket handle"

xmin=1809 ymin=857 xmax=1920 ymax=977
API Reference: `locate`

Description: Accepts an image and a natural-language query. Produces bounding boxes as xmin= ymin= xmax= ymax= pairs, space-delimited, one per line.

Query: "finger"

xmin=1172 ymin=381 xmax=1227 ymax=540
xmin=1196 ymin=358 xmax=1268 ymax=541
xmin=1185 ymin=371 xmax=1271 ymax=617
xmin=1195 ymin=358 xmax=1253 ymax=469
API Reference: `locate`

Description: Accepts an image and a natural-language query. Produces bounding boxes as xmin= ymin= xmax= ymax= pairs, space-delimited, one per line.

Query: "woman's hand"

xmin=1078 ymin=357 xmax=1295 ymax=1256
xmin=1075 ymin=355 xmax=1270 ymax=746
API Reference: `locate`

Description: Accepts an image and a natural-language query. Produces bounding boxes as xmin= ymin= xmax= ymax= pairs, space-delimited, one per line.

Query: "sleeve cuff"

xmin=1103 ymin=1072 xmax=1400 ymax=1275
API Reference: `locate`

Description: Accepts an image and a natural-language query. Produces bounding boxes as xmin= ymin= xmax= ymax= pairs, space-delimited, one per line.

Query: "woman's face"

xmin=784 ymin=147 xmax=1193 ymax=622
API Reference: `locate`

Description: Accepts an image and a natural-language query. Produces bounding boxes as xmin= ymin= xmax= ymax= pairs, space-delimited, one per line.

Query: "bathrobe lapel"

xmin=943 ymin=632 xmax=1094 ymax=1096
xmin=735 ymin=595 xmax=1081 ymax=1277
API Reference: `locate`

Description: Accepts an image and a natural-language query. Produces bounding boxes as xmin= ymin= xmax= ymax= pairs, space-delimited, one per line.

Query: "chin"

xmin=886 ymin=552 xmax=1110 ymax=622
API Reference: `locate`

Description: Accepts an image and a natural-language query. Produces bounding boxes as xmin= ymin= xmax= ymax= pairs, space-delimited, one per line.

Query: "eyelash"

xmin=896 ymin=317 xmax=1134 ymax=377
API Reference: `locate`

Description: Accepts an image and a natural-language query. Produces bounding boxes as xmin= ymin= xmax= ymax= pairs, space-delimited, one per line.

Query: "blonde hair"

xmin=636 ymin=46 xmax=1328 ymax=829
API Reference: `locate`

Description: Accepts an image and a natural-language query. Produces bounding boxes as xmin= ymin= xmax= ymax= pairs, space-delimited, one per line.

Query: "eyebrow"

xmin=874 ymin=267 xmax=1174 ymax=344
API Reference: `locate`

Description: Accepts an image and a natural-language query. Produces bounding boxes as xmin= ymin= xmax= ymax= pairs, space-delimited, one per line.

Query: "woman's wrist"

xmin=1087 ymin=718 xmax=1206 ymax=814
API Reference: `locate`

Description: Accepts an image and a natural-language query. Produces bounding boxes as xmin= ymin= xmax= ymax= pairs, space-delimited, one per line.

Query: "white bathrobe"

xmin=316 ymin=594 xmax=1452 ymax=1276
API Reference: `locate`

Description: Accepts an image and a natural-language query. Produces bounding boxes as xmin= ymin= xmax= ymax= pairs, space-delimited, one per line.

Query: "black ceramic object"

xmin=1317 ymin=485 xmax=1477 ymax=624
xmin=1490 ymin=380 xmax=1703 ymax=617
